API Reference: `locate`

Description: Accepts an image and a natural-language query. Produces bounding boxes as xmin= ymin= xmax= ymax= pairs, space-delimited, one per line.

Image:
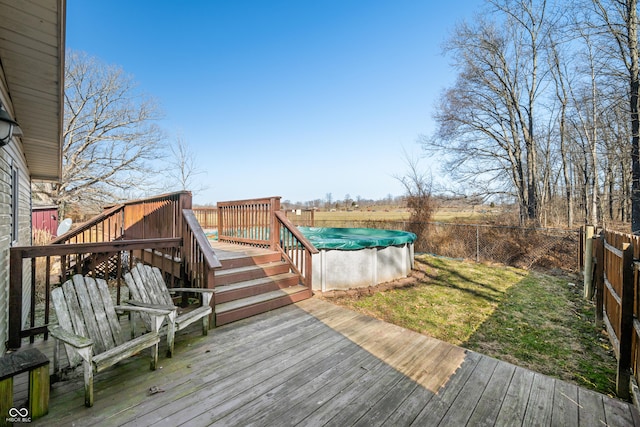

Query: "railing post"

xmin=179 ymin=192 xmax=192 ymax=240
xmin=217 ymin=204 xmax=223 ymax=242
xmin=8 ymin=249 xmax=24 ymax=349
xmin=270 ymin=197 xmax=281 ymax=251
xmin=617 ymin=241 xmax=634 ymax=399
xmin=206 ymin=268 xmax=216 ymax=328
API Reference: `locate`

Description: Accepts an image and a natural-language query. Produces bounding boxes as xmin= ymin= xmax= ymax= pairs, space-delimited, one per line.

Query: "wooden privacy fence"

xmin=591 ymin=229 xmax=640 ymax=399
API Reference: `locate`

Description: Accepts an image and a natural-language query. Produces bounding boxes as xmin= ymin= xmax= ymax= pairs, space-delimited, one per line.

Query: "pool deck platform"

xmin=17 ymin=297 xmax=640 ymax=426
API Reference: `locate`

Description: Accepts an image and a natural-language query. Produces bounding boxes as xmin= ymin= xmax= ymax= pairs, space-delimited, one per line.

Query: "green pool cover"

xmin=298 ymin=227 xmax=416 ymax=250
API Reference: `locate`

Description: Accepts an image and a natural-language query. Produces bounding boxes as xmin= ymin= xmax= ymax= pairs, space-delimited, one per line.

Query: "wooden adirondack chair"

xmin=124 ymin=264 xmax=214 ymax=357
xmin=48 ymin=275 xmax=174 ymax=407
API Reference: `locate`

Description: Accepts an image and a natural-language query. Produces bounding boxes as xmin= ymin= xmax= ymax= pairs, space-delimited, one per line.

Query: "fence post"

xmin=476 ymin=225 xmax=480 ymax=263
xmin=594 ymin=232 xmax=604 ymax=329
xmin=583 ymin=225 xmax=595 ymax=299
xmin=579 ymin=225 xmax=584 ymax=272
xmin=616 ymin=241 xmax=634 ymax=399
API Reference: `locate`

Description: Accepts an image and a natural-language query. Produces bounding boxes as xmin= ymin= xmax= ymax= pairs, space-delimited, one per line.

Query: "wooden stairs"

xmin=210 ymin=241 xmax=312 ymax=326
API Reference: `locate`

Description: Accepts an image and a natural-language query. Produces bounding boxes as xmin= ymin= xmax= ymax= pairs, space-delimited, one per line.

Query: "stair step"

xmin=216 ymin=285 xmax=307 ymax=313
xmin=209 ymin=241 xmax=311 ymax=326
xmin=215 ymin=285 xmax=310 ymax=326
xmin=214 ymin=273 xmax=300 ymax=303
xmin=218 ymin=252 xmax=282 ymax=269
xmin=215 ymin=261 xmax=290 ymax=285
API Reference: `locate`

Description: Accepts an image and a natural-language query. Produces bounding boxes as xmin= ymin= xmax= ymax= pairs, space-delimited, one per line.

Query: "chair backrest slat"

xmin=51 ymin=285 xmax=82 ymax=366
xmin=138 ymin=265 xmax=167 ymax=305
xmin=95 ymin=277 xmax=124 ymax=347
xmin=131 ymin=267 xmax=156 ymax=304
xmin=73 ymin=275 xmax=107 ymax=354
xmin=61 ymin=280 xmax=88 ymax=340
xmin=84 ymin=277 xmax=119 ymax=350
xmin=124 ymin=268 xmax=154 ymax=329
xmin=150 ymin=266 xmax=174 ymax=305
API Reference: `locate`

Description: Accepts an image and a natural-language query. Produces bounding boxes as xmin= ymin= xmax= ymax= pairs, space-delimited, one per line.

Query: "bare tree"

xmin=549 ymin=37 xmax=575 ymax=227
xmin=32 ymin=50 xmax=165 ymax=217
xmin=428 ymin=0 xmax=555 ymax=225
xmin=164 ymin=135 xmax=208 ymax=195
xmin=589 ymin=0 xmax=640 ymax=231
xmin=565 ymin=24 xmax=604 ymax=226
xmin=395 ymin=151 xmax=437 ymax=241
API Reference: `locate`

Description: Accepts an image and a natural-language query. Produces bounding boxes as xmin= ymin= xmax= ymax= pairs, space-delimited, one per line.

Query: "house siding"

xmin=0 ymin=84 xmax=33 ymax=353
xmin=0 ymin=149 xmax=9 ymax=353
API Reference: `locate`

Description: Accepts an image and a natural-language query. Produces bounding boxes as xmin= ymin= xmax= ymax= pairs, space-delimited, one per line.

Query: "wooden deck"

xmin=24 ymin=298 xmax=640 ymax=426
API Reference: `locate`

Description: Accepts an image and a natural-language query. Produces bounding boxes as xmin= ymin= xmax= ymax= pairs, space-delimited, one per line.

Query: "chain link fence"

xmin=311 ymin=219 xmax=579 ymax=273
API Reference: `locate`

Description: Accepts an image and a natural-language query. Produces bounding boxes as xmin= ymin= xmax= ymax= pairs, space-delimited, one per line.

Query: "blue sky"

xmin=66 ymin=1 xmax=484 ymax=205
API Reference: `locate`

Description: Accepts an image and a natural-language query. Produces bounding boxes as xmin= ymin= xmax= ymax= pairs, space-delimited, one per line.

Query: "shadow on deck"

xmin=22 ymin=298 xmax=640 ymax=426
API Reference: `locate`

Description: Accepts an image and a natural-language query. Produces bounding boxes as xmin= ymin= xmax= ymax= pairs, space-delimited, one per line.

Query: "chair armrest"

xmin=123 ymin=300 xmax=176 ymax=311
xmin=169 ymin=288 xmax=214 ymax=306
xmin=115 ymin=305 xmax=176 ymax=317
xmin=48 ymin=325 xmax=93 ymax=349
xmin=169 ymin=288 xmax=215 ymax=294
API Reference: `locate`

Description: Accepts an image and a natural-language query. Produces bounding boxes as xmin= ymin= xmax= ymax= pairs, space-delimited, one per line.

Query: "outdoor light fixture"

xmin=0 ymin=106 xmax=20 ymax=146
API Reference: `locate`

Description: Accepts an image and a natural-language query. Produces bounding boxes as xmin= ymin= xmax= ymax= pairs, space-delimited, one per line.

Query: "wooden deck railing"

xmin=8 ymin=191 xmax=225 ymax=349
xmin=217 ymin=196 xmax=317 ymax=291
xmin=275 ymin=211 xmax=318 ymax=290
xmin=8 ymin=238 xmax=182 ymax=349
xmin=193 ymin=207 xmax=218 ymax=229
xmin=121 ymin=191 xmax=191 ymax=239
xmin=50 ymin=191 xmax=192 ymax=279
xmin=284 ymin=209 xmax=315 ymax=227
xmin=217 ymin=197 xmax=281 ymax=249
xmin=50 ymin=203 xmax=125 ymax=244
xmin=10 ymin=192 xmax=315 ymax=349
xmin=182 ymin=209 xmax=222 ymax=291
xmin=52 ymin=191 xmax=192 ymax=245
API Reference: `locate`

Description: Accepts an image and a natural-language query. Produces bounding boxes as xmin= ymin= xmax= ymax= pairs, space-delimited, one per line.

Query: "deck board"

xmin=494 ymin=366 xmax=535 ymax=425
xmin=26 ymin=298 xmax=640 ymax=426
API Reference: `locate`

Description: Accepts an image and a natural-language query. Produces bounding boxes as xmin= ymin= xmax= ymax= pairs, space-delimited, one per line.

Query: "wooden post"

xmin=584 ymin=225 xmax=595 ymax=299
xmin=616 ymin=242 xmax=634 ymax=399
xmin=270 ymin=197 xmax=281 ymax=251
xmin=29 ymin=363 xmax=49 ymax=418
xmin=579 ymin=225 xmax=584 ymax=271
xmin=8 ymin=249 xmax=23 ymax=350
xmin=217 ymin=204 xmax=223 ymax=243
xmin=594 ymin=232 xmax=604 ymax=328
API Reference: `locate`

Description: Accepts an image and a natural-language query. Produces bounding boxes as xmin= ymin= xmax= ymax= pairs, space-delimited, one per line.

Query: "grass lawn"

xmin=330 ymin=254 xmax=617 ymax=397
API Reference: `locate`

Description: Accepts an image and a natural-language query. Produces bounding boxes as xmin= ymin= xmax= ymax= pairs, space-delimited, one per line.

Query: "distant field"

xmin=314 ymin=210 xmax=410 ymax=222
xmin=314 ymin=207 xmax=495 ymax=223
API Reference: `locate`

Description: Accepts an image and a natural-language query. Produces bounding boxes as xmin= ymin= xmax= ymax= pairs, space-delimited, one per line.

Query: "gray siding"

xmin=0 ymin=148 xmax=10 ymax=352
xmin=0 ymin=84 xmax=33 ymax=353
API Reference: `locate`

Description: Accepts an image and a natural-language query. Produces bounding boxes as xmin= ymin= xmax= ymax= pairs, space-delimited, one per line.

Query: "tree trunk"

xmin=630 ymin=0 xmax=640 ymax=233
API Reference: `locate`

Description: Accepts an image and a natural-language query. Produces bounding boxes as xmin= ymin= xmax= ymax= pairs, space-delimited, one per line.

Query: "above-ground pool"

xmin=298 ymin=227 xmax=416 ymax=292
